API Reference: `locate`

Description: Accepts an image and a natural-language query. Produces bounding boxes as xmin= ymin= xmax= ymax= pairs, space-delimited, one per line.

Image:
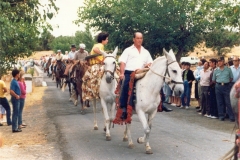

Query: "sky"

xmin=43 ymin=0 xmax=85 ymax=37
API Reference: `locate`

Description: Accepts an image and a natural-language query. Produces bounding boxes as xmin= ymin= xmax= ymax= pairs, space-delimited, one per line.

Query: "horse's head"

xmin=100 ymin=47 xmax=118 ymax=84
xmin=163 ymin=48 xmax=184 ymax=96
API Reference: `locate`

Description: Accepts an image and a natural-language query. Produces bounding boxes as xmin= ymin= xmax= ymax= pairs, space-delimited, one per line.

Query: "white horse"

xmin=90 ymin=47 xmax=118 ymax=131
xmin=98 ymin=47 xmax=118 ymax=141
xmin=121 ymin=49 xmax=184 ymax=154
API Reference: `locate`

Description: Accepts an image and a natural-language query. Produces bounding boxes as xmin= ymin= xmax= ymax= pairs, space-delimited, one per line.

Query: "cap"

xmin=71 ymin=44 xmax=76 ymax=48
xmin=217 ymin=56 xmax=225 ymax=61
xmin=57 ymin=50 xmax=61 ymax=52
xmin=79 ymin=43 xmax=86 ymax=49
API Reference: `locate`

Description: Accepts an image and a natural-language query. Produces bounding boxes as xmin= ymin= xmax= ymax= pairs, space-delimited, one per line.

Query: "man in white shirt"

xmin=64 ymin=45 xmax=77 ymax=76
xmin=199 ymin=61 xmax=211 ymax=117
xmin=68 ymin=44 xmax=77 ymax=60
xmin=118 ymin=32 xmax=153 ymax=120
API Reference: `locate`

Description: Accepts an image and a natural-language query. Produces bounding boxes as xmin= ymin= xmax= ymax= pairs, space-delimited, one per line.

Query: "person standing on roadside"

xmin=180 ymin=62 xmax=195 ymax=109
xmin=209 ymin=58 xmax=218 ymax=119
xmin=0 ymin=75 xmax=12 ymax=126
xmin=10 ymin=69 xmax=22 ymax=132
xmin=18 ymin=71 xmax=27 ymax=129
xmin=212 ymin=56 xmax=234 ymax=122
xmin=199 ymin=62 xmax=211 ymax=117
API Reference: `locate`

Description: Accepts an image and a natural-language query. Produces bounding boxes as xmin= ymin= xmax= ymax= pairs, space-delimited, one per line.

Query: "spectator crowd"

xmin=163 ymin=56 xmax=240 ymax=122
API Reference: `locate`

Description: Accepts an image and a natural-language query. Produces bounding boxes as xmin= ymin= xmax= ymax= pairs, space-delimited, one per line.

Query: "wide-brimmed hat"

xmin=71 ymin=44 xmax=76 ymax=48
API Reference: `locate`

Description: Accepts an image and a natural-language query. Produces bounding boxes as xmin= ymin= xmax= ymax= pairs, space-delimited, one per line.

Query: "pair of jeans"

xmin=18 ymin=98 xmax=25 ymax=126
xmin=119 ymin=71 xmax=133 ymax=112
xmin=0 ymin=97 xmax=12 ymax=125
xmin=181 ymin=80 xmax=191 ymax=106
xmin=215 ymin=83 xmax=234 ymax=120
xmin=11 ymin=97 xmax=20 ymax=130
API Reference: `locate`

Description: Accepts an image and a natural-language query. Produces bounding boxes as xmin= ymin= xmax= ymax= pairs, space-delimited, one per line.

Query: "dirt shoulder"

xmin=0 ymin=86 xmax=61 ymax=160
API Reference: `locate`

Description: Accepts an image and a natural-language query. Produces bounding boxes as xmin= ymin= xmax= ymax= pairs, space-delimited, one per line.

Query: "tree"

xmin=49 ymin=36 xmax=75 ymax=53
xmin=75 ymin=0 xmax=240 ymax=61
xmin=0 ymin=0 xmax=58 ymax=76
xmin=74 ymin=26 xmax=95 ymax=52
xmin=38 ymin=29 xmax=55 ymax=51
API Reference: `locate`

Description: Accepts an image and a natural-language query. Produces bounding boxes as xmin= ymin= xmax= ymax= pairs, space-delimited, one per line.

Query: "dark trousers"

xmin=201 ymin=86 xmax=210 ymax=115
xmin=119 ymin=71 xmax=133 ymax=111
xmin=215 ymin=83 xmax=234 ymax=120
xmin=209 ymin=86 xmax=218 ymax=117
xmin=0 ymin=97 xmax=12 ymax=125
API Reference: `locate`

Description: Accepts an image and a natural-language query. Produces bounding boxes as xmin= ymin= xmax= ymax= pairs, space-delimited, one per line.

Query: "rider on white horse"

xmin=118 ymin=32 xmax=153 ymax=120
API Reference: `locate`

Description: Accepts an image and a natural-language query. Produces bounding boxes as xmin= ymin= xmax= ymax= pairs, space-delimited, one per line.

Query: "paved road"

xmin=44 ymin=75 xmax=235 ymax=160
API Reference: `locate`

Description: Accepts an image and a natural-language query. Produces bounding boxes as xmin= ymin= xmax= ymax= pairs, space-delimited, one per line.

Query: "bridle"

xmin=149 ymin=60 xmax=183 ymax=91
xmin=103 ymin=55 xmax=116 ymax=80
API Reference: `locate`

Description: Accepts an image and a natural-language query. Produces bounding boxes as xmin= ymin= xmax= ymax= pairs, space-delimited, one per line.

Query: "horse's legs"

xmin=126 ymin=123 xmax=134 ymax=148
xmin=92 ymin=99 xmax=98 ymax=130
xmin=101 ymin=98 xmax=111 ymax=141
xmin=137 ymin=109 xmax=156 ymax=154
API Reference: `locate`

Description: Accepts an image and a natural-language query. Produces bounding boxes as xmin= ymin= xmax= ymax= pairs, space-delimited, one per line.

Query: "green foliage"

xmin=50 ymin=26 xmax=95 ymax=53
xmin=205 ymin=29 xmax=240 ymax=55
xmin=0 ymin=0 xmax=58 ymax=76
xmin=38 ymin=29 xmax=55 ymax=51
xmin=50 ymin=36 xmax=75 ymax=53
xmin=75 ymin=0 xmax=240 ymax=61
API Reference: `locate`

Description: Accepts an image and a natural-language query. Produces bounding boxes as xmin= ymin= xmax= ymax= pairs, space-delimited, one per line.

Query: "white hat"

xmin=57 ymin=50 xmax=61 ymax=52
xmin=79 ymin=43 xmax=86 ymax=49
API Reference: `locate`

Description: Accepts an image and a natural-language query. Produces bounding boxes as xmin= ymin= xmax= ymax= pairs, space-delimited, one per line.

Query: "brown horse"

xmin=44 ymin=58 xmax=52 ymax=77
xmin=55 ymin=60 xmax=66 ymax=88
xmin=71 ymin=61 xmax=90 ymax=113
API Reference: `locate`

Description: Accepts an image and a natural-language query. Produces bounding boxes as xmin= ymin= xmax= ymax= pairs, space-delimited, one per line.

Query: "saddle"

xmin=135 ymin=68 xmax=149 ymax=80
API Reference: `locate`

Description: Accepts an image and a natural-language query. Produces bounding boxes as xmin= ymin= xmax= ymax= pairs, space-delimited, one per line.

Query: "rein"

xmin=149 ymin=60 xmax=183 ymax=90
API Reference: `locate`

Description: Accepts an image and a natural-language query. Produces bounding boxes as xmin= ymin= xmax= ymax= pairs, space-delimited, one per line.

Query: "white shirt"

xmin=68 ymin=51 xmax=76 ymax=60
xmin=119 ymin=45 xmax=153 ymax=71
xmin=200 ymin=69 xmax=211 ymax=86
xmin=230 ymin=65 xmax=240 ymax=82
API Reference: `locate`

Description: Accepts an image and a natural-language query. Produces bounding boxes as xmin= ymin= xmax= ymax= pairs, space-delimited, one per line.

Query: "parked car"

xmin=180 ymin=57 xmax=199 ymax=65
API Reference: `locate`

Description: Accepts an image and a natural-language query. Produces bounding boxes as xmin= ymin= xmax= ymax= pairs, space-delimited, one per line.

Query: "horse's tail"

xmin=62 ymin=83 xmax=67 ymax=92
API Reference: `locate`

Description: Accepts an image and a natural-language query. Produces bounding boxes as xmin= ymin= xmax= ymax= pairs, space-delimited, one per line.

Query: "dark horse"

xmin=44 ymin=58 xmax=52 ymax=77
xmin=222 ymin=81 xmax=240 ymax=160
xmin=70 ymin=61 xmax=90 ymax=113
xmin=55 ymin=60 xmax=65 ymax=88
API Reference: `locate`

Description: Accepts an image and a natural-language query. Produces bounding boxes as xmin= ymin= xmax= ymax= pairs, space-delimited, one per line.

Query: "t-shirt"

xmin=10 ymin=79 xmax=21 ymax=96
xmin=0 ymin=80 xmax=6 ymax=98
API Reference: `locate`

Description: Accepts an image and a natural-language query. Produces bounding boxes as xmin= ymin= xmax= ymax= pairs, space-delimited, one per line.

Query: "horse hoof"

xmin=123 ymin=137 xmax=128 ymax=142
xmin=137 ymin=138 xmax=144 ymax=144
xmin=69 ymin=98 xmax=72 ymax=102
xmin=94 ymin=126 xmax=98 ymax=130
xmin=106 ymin=136 xmax=111 ymax=141
xmin=128 ymin=144 xmax=134 ymax=149
xmin=146 ymin=150 xmax=153 ymax=154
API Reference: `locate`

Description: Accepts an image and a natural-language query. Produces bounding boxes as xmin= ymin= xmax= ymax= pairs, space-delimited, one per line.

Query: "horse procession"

xmin=39 ymin=32 xmax=240 ymax=159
